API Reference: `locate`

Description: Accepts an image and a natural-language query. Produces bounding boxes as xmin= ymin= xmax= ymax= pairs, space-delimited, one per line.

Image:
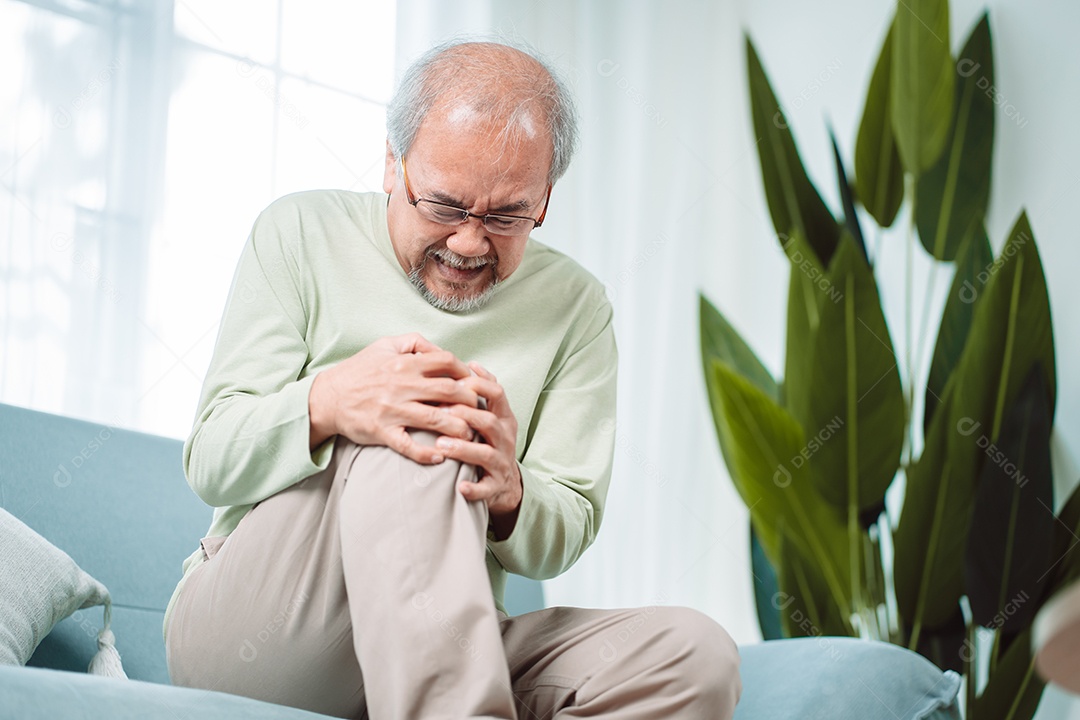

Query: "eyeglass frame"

xmin=400 ymin=156 xmax=552 ymax=235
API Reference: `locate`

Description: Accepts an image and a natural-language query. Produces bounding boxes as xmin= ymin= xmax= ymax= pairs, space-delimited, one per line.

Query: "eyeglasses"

xmin=401 ymin=156 xmax=551 ymax=236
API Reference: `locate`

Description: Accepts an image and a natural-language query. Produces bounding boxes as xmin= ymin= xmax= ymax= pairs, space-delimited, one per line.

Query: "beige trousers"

xmin=166 ymin=434 xmax=741 ymax=720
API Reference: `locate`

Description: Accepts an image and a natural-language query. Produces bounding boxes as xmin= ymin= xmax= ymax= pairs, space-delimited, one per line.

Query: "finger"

xmin=458 ymin=475 xmax=519 ymax=518
xmin=458 ymin=375 xmax=510 ymax=415
xmin=400 ymin=377 xmax=480 ymax=409
xmin=381 ymin=427 xmax=447 ymax=465
xmin=388 ymin=402 xmax=475 ymax=440
xmin=468 ymin=361 xmax=494 ymax=380
xmin=391 ymin=332 xmax=442 ymax=355
xmin=434 ymin=435 xmax=502 ymax=475
xmin=457 ymin=478 xmax=495 ymax=502
xmin=443 ymin=404 xmax=503 ymax=445
xmin=413 ymin=350 xmax=473 ymax=380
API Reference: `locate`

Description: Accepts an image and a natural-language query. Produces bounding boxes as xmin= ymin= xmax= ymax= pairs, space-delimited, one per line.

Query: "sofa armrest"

xmin=735 ymin=637 xmax=962 ymax=720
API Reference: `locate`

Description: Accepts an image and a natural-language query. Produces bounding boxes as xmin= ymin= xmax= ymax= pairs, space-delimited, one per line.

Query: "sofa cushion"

xmin=0 ymin=403 xmax=212 ymax=682
xmin=735 ymin=637 xmax=962 ymax=719
xmin=0 ymin=665 xmax=337 ymax=720
xmin=0 ymin=508 xmax=113 ymax=667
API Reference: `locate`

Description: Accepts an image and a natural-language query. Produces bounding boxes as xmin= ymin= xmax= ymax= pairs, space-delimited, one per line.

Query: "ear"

xmin=383 ymin=141 xmax=398 ymax=194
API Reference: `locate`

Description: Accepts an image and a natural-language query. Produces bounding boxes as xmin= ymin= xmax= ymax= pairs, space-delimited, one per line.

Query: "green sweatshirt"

xmin=165 ymin=190 xmax=617 ymax=628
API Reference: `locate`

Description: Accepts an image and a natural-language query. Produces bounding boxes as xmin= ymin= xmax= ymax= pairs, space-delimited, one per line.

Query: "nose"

xmin=444 ymin=218 xmax=491 ymax=257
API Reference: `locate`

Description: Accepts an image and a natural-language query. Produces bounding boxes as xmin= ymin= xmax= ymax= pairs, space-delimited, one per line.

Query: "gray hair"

xmin=386 ymin=39 xmax=579 ymax=185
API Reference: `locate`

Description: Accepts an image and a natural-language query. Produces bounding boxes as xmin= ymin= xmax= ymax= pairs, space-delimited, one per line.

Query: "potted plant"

xmin=700 ymin=1 xmax=1078 ymax=716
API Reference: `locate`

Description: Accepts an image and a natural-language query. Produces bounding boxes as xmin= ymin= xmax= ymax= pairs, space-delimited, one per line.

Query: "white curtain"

xmin=1 ymin=0 xmax=397 ymax=438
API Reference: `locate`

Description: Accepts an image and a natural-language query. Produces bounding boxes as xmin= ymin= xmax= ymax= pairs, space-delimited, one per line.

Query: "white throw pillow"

xmin=0 ymin=507 xmax=125 ymax=677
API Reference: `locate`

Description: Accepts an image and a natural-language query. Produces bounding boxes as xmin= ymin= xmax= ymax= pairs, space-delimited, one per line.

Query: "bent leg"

xmin=167 ymin=433 xmax=515 ymax=720
xmin=166 ymin=439 xmax=368 ymax=718
xmin=502 ymin=605 xmax=741 ymax=719
xmin=340 ymin=430 xmax=516 ymax=720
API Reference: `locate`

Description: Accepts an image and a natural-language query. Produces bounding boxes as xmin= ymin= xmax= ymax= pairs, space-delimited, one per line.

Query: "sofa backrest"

xmin=0 ymin=402 xmax=545 ymax=685
xmin=0 ymin=403 xmax=208 ymax=683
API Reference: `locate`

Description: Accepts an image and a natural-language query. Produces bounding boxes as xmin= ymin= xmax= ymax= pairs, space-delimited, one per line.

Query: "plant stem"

xmin=966 ymin=622 xmax=977 ymax=718
xmin=914 ymin=260 xmax=942 ymax=394
xmin=908 ymin=457 xmax=952 ymax=652
xmin=846 ymin=272 xmax=862 ymax=630
xmin=989 ymin=629 xmax=1001 ymax=679
xmin=906 ymin=173 xmax=916 ymax=427
xmin=1003 ymin=658 xmax=1037 ymax=720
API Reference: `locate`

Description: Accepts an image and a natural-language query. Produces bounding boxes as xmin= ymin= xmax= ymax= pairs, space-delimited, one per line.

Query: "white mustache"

xmin=428 ymin=247 xmax=495 ymax=270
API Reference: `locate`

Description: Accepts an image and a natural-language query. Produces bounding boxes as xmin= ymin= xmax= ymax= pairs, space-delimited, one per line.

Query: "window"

xmin=0 ymin=0 xmax=397 ymax=438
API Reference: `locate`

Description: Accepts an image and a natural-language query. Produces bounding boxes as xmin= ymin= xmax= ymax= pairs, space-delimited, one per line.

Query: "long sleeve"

xmin=183 ymin=201 xmax=333 ymax=508
xmin=489 ymin=300 xmax=618 ymax=580
xmin=174 ymin=190 xmax=619 ymax=606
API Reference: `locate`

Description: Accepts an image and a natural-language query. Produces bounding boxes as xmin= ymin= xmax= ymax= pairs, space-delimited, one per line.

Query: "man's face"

xmin=383 ymin=105 xmax=552 ymax=312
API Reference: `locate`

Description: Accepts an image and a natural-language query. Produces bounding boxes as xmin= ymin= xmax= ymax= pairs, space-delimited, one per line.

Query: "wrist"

xmin=488 ymin=465 xmax=523 ymax=541
xmin=308 ymin=371 xmax=338 ymax=451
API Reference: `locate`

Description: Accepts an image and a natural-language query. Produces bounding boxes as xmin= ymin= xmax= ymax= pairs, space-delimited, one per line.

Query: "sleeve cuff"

xmin=280 ymin=373 xmax=336 ymax=478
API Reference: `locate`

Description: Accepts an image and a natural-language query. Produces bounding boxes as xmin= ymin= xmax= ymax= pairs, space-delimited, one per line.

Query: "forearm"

xmin=185 ymin=375 xmax=333 ymax=507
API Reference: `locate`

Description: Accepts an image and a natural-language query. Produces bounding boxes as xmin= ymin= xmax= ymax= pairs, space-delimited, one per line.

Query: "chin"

xmin=408 ymin=268 xmax=502 ymax=313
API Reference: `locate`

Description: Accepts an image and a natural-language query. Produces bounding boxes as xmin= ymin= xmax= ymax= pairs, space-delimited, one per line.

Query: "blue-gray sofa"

xmin=0 ymin=402 xmax=962 ymax=718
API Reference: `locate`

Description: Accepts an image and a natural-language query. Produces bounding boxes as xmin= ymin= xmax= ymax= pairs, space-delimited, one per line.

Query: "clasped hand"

xmin=309 ymin=333 xmax=522 ymax=525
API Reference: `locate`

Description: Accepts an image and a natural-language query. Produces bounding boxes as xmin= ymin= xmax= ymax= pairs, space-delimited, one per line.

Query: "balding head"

xmin=386 ymin=40 xmax=578 ymax=185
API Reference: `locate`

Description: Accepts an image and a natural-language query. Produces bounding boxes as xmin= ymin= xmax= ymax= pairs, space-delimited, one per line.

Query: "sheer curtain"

xmin=1 ymin=0 xmax=397 ymax=439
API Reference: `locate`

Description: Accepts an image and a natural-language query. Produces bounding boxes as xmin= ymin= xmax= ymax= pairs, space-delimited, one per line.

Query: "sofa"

xmin=0 ymin=401 xmax=962 ymax=719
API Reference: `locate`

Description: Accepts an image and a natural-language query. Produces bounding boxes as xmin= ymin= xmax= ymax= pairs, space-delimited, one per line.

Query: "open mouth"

xmin=432 ymin=253 xmax=487 ymax=282
xmin=427 ymin=248 xmax=495 ymax=285
xmin=408 ymin=247 xmax=502 ymax=312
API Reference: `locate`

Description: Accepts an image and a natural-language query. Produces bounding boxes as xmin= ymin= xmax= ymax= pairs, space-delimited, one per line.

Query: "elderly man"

xmin=164 ymin=40 xmax=740 ymax=719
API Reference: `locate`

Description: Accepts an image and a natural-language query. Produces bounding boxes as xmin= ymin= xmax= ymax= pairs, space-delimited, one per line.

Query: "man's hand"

xmin=436 ymin=362 xmax=523 ymax=539
xmin=308 ymin=333 xmax=480 ymax=463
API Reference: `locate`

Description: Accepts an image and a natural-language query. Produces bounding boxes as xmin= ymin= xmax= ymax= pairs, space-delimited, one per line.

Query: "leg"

xmin=166 ymin=439 xmax=369 ymax=718
xmin=167 ymin=433 xmax=516 ymax=719
xmin=339 ymin=430 xmax=516 ymax=719
xmin=501 ymin=605 xmax=741 ymax=719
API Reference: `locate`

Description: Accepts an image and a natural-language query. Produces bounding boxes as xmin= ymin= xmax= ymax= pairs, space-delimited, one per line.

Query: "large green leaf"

xmin=965 ymin=366 xmax=1054 ymax=634
xmin=895 ymin=383 xmax=970 ymax=632
xmin=751 ymin=524 xmax=784 ymax=640
xmin=782 ymin=232 xmax=835 ymax=430
xmin=709 ymin=360 xmax=854 ymax=628
xmin=806 ymin=235 xmax=905 ymax=511
xmin=914 ymin=604 xmax=966 ymax=672
xmin=898 ymin=213 xmax=1056 ymax=633
xmin=891 ymin=0 xmax=955 ymax=175
xmin=746 ymin=36 xmax=840 ymax=265
xmin=700 ymin=294 xmax=781 ymax=516
xmin=700 ymin=294 xmax=779 ymax=402
xmin=916 ymin=13 xmax=996 ymax=260
xmin=924 ymin=225 xmax=994 ymax=432
xmin=776 ymin=524 xmax=851 ymax=638
xmin=972 ymin=628 xmax=1045 ymax=720
xmin=829 ymin=127 xmax=869 ymax=263
xmin=855 ymin=19 xmax=904 ymax=227
xmin=946 ymin=212 xmax=1057 ymax=488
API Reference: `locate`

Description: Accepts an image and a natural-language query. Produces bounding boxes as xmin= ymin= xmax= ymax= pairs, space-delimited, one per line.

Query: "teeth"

xmin=434 ymin=252 xmax=485 ymax=270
